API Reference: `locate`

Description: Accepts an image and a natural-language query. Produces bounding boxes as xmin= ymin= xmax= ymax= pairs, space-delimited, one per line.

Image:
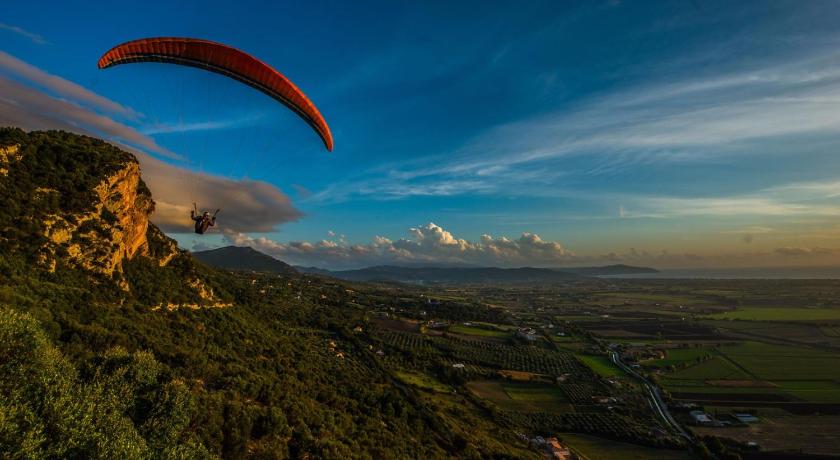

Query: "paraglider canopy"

xmin=98 ymin=37 xmax=333 ymax=151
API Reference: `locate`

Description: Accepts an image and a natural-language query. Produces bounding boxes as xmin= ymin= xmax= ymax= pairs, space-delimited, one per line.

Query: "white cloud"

xmin=0 ymin=23 xmax=47 ymax=45
xmin=223 ymin=222 xmax=576 ymax=269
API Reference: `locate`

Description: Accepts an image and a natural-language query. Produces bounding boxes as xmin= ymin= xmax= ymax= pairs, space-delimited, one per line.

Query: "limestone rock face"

xmin=41 ymin=161 xmax=155 ymax=275
xmin=0 ymin=144 xmax=22 ymax=176
xmin=0 ymin=128 xmax=224 ymax=306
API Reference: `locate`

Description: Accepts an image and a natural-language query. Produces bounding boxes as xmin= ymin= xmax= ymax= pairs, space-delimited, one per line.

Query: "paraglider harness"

xmin=191 ymin=204 xmax=219 ymax=235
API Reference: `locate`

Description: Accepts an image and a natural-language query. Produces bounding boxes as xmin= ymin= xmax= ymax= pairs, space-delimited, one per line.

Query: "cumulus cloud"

xmin=222 ymin=222 xmax=577 ymax=269
xmin=0 ymin=52 xmax=303 ymax=233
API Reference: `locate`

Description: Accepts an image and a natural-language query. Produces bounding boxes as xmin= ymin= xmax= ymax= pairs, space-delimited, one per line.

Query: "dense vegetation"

xmin=0 ymin=130 xmax=540 ymax=459
xmin=0 ymin=128 xmax=136 ymax=257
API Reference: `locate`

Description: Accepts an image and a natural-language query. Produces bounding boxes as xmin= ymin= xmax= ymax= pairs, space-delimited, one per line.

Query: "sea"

xmin=603 ymin=266 xmax=840 ymax=280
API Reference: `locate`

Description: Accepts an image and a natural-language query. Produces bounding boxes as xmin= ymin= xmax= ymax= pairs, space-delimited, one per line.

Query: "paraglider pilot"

xmin=191 ymin=206 xmax=218 ymax=234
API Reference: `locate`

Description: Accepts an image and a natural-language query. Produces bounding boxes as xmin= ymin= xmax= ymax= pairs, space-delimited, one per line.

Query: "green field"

xmin=561 ymin=433 xmax=694 ymax=460
xmin=706 ymin=307 xmax=840 ymax=321
xmin=658 ymin=341 xmax=840 ymax=402
xmin=596 ymin=292 xmax=711 ymax=306
xmin=552 ymin=334 xmax=575 ymax=342
xmin=648 ymin=347 xmax=713 ymax=367
xmin=661 ymin=380 xmax=783 ymax=395
xmin=718 ymin=342 xmax=840 ymax=381
xmin=575 ymin=354 xmax=623 ymax=377
xmin=666 ymin=356 xmax=752 ymax=381
xmin=449 ymin=324 xmax=510 ymax=338
xmin=466 ymin=380 xmax=570 ymax=412
xmin=821 ymin=326 xmax=840 ymax=337
xmin=394 ymin=371 xmax=451 ymax=393
xmin=505 ymin=384 xmax=566 ymax=402
xmin=776 ymin=381 xmax=840 ymax=403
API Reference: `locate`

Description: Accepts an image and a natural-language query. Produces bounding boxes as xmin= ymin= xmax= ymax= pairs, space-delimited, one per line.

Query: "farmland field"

xmin=449 ymin=324 xmax=509 ymax=338
xmin=394 ymin=371 xmax=451 ymax=393
xmin=373 ymin=278 xmax=840 ymax=456
xmin=706 ymin=307 xmax=840 ymax=321
xmin=466 ymin=380 xmax=571 ymax=412
xmin=575 ymin=354 xmax=622 ymax=377
xmin=658 ymin=341 xmax=840 ymax=402
xmin=693 ymin=415 xmax=840 ymax=456
xmin=776 ymin=381 xmax=840 ymax=403
xmin=560 ymin=433 xmax=694 ymax=460
xmin=665 ymin=356 xmax=752 ymax=381
xmin=647 ymin=347 xmax=713 ymax=367
xmin=718 ymin=342 xmax=840 ymax=381
xmin=594 ymin=292 xmax=712 ymax=307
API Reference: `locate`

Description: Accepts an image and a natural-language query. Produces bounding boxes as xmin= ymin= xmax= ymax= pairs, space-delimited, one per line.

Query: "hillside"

xmin=0 ymin=129 xmax=543 ymax=459
xmin=193 ymin=246 xmax=297 ymax=274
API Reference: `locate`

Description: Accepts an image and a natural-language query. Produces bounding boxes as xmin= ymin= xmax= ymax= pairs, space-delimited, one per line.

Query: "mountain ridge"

xmin=192 ymin=246 xmax=297 ymax=274
xmin=294 ymin=263 xmax=658 ymax=283
xmin=188 ymin=245 xmax=658 ymax=283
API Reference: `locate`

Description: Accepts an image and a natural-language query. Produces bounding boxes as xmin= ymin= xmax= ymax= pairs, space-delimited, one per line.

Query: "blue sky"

xmin=4 ymin=0 xmax=840 ymax=268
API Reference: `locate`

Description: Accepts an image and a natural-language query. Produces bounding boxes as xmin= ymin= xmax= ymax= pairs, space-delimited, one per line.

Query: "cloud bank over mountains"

xmin=223 ymin=222 xmax=576 ymax=269
xmin=219 ymin=222 xmax=840 ymax=270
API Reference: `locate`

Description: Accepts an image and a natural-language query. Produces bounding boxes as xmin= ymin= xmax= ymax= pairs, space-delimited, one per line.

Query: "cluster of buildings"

xmin=689 ymin=410 xmax=760 ymax=427
xmin=515 ymin=327 xmax=538 ymax=341
xmin=531 ymin=437 xmax=574 ymax=459
xmin=689 ymin=410 xmax=714 ymax=425
xmin=326 ymin=340 xmax=344 ymax=359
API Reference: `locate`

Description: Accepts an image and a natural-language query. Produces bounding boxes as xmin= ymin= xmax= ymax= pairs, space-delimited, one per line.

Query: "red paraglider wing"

xmin=98 ymin=37 xmax=333 ymax=151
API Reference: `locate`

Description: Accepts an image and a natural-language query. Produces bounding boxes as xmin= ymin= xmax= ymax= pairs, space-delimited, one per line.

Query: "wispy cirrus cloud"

xmin=0 ymin=23 xmax=47 ymax=45
xmin=141 ymin=115 xmax=265 ymax=135
xmin=618 ymin=175 xmax=840 ymax=220
xmin=313 ymin=45 xmax=840 ymax=206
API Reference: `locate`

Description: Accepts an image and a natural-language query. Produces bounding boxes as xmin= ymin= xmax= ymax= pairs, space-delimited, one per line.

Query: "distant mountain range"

xmin=564 ymin=264 xmax=659 ymax=276
xmin=192 ymin=246 xmax=297 ymax=274
xmin=296 ymin=263 xmax=658 ymax=283
xmin=191 ymin=245 xmax=657 ymax=283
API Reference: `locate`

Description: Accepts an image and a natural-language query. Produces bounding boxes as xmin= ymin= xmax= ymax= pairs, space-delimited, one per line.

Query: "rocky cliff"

xmin=40 ymin=159 xmax=158 ymax=274
xmin=0 ymin=128 xmax=224 ymax=306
